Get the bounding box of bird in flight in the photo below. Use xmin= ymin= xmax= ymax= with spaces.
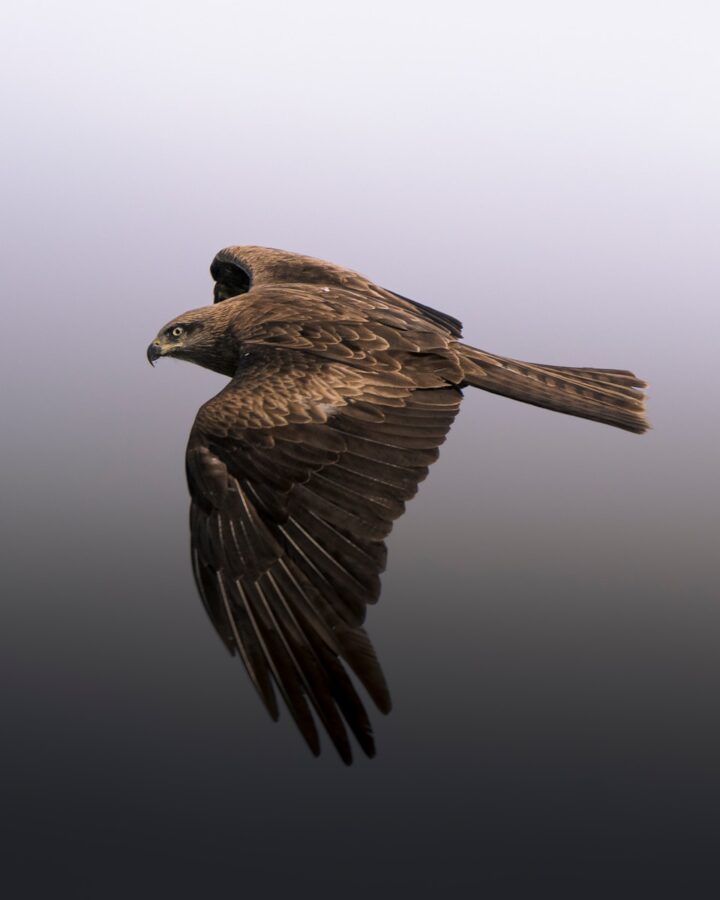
xmin=148 ymin=246 xmax=648 ymax=763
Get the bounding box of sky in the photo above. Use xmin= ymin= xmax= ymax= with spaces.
xmin=1 ymin=2 xmax=719 ymax=896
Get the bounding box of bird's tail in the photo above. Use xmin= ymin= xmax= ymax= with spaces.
xmin=458 ymin=344 xmax=649 ymax=433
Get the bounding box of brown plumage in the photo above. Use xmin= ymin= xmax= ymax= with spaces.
xmin=147 ymin=245 xmax=648 ymax=763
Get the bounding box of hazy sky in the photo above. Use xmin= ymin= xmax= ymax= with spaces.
xmin=2 ymin=2 xmax=719 ymax=896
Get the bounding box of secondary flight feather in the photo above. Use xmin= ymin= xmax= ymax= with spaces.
xmin=147 ymin=245 xmax=648 ymax=763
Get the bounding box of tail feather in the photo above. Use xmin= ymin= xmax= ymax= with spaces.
xmin=459 ymin=345 xmax=649 ymax=434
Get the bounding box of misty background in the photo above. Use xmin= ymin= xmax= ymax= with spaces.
xmin=1 ymin=1 xmax=719 ymax=896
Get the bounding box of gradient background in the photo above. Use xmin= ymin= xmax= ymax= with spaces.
xmin=2 ymin=1 xmax=719 ymax=896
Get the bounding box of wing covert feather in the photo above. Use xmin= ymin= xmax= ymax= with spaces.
xmin=186 ymin=347 xmax=461 ymax=762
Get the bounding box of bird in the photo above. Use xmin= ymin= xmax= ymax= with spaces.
xmin=147 ymin=245 xmax=648 ymax=764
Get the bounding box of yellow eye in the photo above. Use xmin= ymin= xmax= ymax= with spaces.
xmin=171 ymin=326 xmax=184 ymax=337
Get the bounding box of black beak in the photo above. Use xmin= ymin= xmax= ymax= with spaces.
xmin=147 ymin=341 xmax=163 ymax=366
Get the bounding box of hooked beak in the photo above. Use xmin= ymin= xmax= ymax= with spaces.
xmin=146 ymin=340 xmax=165 ymax=366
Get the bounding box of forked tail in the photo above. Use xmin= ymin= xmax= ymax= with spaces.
xmin=459 ymin=344 xmax=649 ymax=433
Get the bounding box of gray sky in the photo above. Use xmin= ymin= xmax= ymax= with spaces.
xmin=2 ymin=2 xmax=719 ymax=894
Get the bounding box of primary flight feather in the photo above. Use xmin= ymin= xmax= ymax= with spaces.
xmin=147 ymin=245 xmax=648 ymax=764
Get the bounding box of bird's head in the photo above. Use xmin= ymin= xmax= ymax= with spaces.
xmin=147 ymin=305 xmax=238 ymax=375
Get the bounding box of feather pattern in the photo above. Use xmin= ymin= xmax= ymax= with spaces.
xmin=148 ymin=245 xmax=649 ymax=763
xmin=186 ymin=344 xmax=461 ymax=762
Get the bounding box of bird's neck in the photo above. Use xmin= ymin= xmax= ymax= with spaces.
xmin=182 ymin=337 xmax=240 ymax=377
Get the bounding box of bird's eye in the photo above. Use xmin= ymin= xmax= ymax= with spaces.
xmin=171 ymin=326 xmax=184 ymax=337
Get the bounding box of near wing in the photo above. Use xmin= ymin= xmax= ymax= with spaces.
xmin=186 ymin=348 xmax=461 ymax=763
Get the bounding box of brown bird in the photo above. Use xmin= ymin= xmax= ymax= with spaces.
xmin=148 ymin=245 xmax=648 ymax=764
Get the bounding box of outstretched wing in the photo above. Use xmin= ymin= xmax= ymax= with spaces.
xmin=186 ymin=347 xmax=461 ymax=763
xmin=210 ymin=244 xmax=465 ymax=336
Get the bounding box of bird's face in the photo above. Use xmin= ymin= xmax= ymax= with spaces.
xmin=147 ymin=316 xmax=207 ymax=366
xmin=147 ymin=305 xmax=240 ymax=376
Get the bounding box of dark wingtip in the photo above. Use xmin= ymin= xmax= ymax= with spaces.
xmin=211 ymin=253 xmax=252 ymax=302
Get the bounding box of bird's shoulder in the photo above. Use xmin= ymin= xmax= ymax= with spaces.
xmin=224 ymin=281 xmax=438 ymax=331
xmin=219 ymin=283 xmax=466 ymax=386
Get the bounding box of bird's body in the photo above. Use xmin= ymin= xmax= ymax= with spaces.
xmin=148 ymin=246 xmax=648 ymax=763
